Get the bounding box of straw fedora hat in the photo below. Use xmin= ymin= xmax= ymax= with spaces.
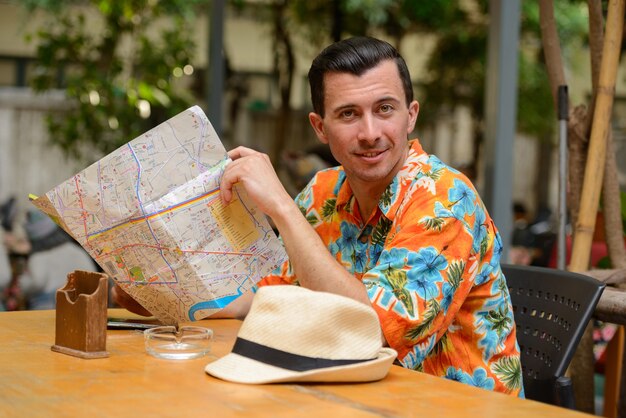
xmin=205 ymin=285 xmax=397 ymax=384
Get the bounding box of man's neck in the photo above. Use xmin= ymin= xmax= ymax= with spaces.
xmin=350 ymin=181 xmax=387 ymax=223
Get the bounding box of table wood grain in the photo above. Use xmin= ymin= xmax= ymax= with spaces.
xmin=0 ymin=309 xmax=594 ymax=417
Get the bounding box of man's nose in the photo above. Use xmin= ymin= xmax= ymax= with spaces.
xmin=356 ymin=113 xmax=381 ymax=142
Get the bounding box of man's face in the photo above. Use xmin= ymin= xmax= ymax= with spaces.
xmin=309 ymin=59 xmax=419 ymax=192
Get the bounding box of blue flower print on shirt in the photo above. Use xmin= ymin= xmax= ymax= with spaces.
xmin=441 ymin=281 xmax=454 ymax=313
xmin=331 ymin=221 xmax=361 ymax=272
xmin=428 ymin=155 xmax=449 ymax=174
xmin=466 ymin=368 xmax=495 ymax=390
xmin=445 ymin=367 xmax=495 ymax=390
xmin=378 ymin=247 xmax=409 ymax=271
xmin=368 ymin=243 xmax=383 ymax=270
xmin=445 ymin=367 xmax=467 ymax=383
xmin=476 ymin=306 xmax=511 ymax=358
xmin=354 ymin=240 xmax=368 ymax=273
xmin=406 ymin=247 xmax=447 ymax=299
xmin=336 ymin=221 xmax=359 ymax=255
xmin=471 ymin=206 xmax=487 ymax=253
xmin=475 ymin=263 xmax=494 ymax=286
xmin=434 ymin=201 xmax=454 ymax=218
xmin=479 ymin=327 xmax=501 ymax=361
xmin=449 ymin=179 xmax=477 ymax=219
xmin=490 ymin=234 xmax=504 ymax=267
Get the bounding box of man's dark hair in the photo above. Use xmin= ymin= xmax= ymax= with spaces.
xmin=307 ymin=36 xmax=413 ymax=117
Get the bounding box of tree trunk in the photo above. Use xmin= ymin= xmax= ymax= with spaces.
xmin=570 ymin=0 xmax=624 ymax=273
xmin=586 ymin=0 xmax=604 ymax=138
xmin=588 ymin=6 xmax=626 ymax=416
xmin=567 ymin=105 xmax=590 ymax=231
xmin=569 ymin=2 xmax=625 ymax=415
xmin=603 ymin=132 xmax=626 ymax=271
xmin=588 ymin=0 xmax=626 ymax=272
xmin=270 ymin=0 xmax=295 ymax=169
xmin=538 ymin=0 xmax=567 ymax=108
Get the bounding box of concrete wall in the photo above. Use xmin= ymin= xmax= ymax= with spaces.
xmin=0 ymin=89 xmax=92 ymax=231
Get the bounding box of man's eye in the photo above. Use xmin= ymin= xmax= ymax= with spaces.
xmin=380 ymin=104 xmax=394 ymax=113
xmin=341 ymin=110 xmax=355 ymax=118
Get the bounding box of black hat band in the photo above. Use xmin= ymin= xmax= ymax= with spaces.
xmin=232 ymin=337 xmax=377 ymax=372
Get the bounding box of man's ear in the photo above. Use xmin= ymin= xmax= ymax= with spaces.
xmin=308 ymin=112 xmax=328 ymax=144
xmin=407 ymin=100 xmax=419 ymax=134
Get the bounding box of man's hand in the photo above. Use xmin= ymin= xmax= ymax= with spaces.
xmin=220 ymin=147 xmax=294 ymax=219
xmin=110 ymin=284 xmax=153 ymax=317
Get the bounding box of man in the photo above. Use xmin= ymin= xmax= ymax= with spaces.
xmin=116 ymin=36 xmax=523 ymax=396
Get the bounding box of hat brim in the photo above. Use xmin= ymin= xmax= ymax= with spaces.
xmin=205 ymin=347 xmax=397 ymax=384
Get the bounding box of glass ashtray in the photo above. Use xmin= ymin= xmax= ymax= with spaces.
xmin=144 ymin=326 xmax=213 ymax=360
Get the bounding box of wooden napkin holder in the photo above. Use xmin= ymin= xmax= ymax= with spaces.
xmin=51 ymin=270 xmax=109 ymax=359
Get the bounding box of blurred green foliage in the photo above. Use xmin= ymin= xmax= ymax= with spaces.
xmin=284 ymin=0 xmax=587 ymax=140
xmin=25 ymin=0 xmax=589 ymax=162
xmin=24 ymin=0 xmax=207 ymax=161
xmin=418 ymin=1 xmax=587 ymax=139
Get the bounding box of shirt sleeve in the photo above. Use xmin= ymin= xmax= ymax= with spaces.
xmin=362 ymin=176 xmax=500 ymax=365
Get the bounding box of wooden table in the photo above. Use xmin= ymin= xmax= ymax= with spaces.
xmin=0 ymin=309 xmax=594 ymax=417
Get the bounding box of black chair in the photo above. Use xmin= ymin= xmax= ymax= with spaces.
xmin=502 ymin=264 xmax=605 ymax=408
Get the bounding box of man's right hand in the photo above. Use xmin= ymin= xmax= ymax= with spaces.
xmin=110 ymin=284 xmax=153 ymax=317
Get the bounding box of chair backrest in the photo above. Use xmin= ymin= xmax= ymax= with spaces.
xmin=502 ymin=264 xmax=605 ymax=402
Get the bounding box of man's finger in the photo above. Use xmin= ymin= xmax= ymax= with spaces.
xmin=219 ymin=167 xmax=237 ymax=204
xmin=227 ymin=146 xmax=257 ymax=160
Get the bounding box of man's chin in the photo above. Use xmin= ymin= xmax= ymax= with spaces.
xmin=345 ymin=168 xmax=395 ymax=185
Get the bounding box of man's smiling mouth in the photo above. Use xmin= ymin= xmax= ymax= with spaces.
xmin=358 ymin=151 xmax=385 ymax=158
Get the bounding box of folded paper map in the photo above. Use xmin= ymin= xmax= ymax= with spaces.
xmin=31 ymin=106 xmax=288 ymax=325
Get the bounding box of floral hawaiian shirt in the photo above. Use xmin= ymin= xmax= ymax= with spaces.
xmin=258 ymin=139 xmax=524 ymax=396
